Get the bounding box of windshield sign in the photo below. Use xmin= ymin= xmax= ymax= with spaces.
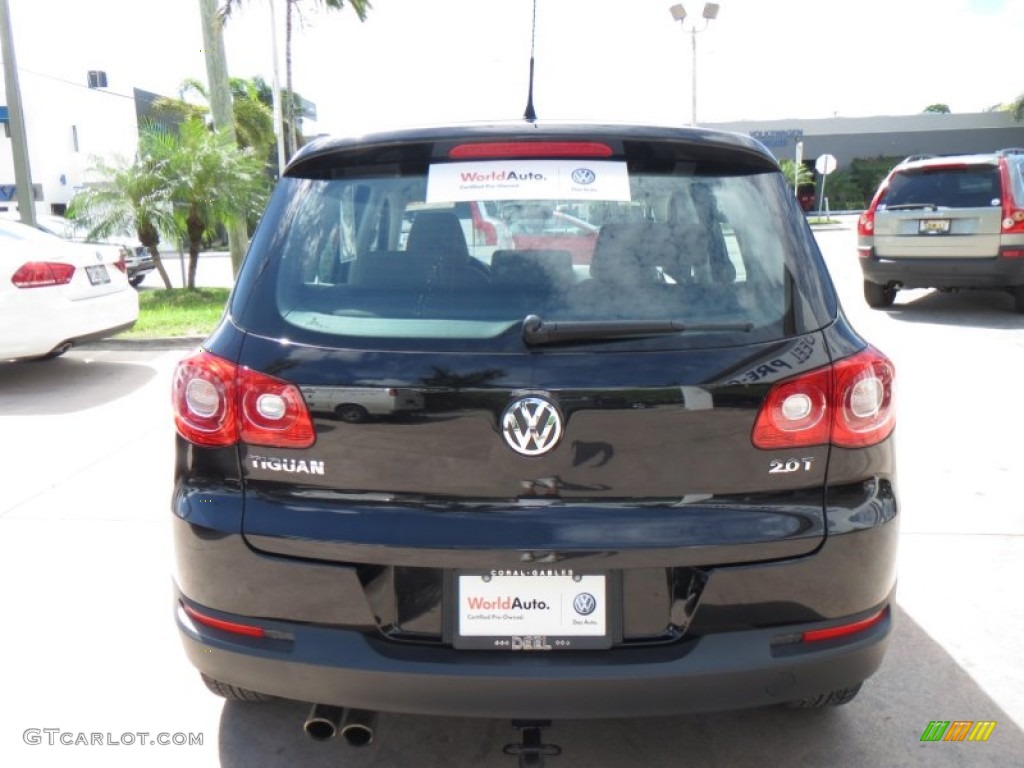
xmin=427 ymin=160 xmax=632 ymax=203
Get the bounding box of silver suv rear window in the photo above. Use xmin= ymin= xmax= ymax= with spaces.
xmin=881 ymin=165 xmax=1002 ymax=209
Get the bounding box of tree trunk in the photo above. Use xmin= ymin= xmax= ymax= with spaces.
xmin=187 ymin=244 xmax=201 ymax=289
xmin=150 ymin=246 xmax=173 ymax=289
xmin=187 ymin=212 xmax=204 ymax=290
xmin=199 ymin=0 xmax=247 ymax=274
xmin=137 ymin=222 xmax=172 ymax=289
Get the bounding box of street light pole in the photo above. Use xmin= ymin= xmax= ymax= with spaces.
xmin=0 ymin=0 xmax=36 ymax=226
xmin=690 ymin=24 xmax=697 ymax=127
xmin=669 ymin=3 xmax=720 ymax=127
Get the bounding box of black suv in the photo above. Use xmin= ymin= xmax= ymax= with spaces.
xmin=171 ymin=123 xmax=897 ymax=743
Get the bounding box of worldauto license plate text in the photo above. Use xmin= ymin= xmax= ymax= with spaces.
xmin=458 ymin=572 xmax=606 ymax=637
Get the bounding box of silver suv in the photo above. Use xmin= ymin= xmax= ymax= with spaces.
xmin=857 ymin=149 xmax=1024 ymax=312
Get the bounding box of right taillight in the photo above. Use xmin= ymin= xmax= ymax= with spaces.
xmin=999 ymin=159 xmax=1024 ymax=234
xmin=752 ymin=347 xmax=895 ymax=450
xmin=173 ymin=350 xmax=314 ymax=449
xmin=11 ymin=262 xmax=76 ymax=288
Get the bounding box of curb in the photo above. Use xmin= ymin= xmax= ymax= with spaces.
xmin=77 ymin=336 xmax=206 ymax=352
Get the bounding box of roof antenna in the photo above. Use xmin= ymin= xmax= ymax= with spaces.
xmin=523 ymin=0 xmax=538 ymax=121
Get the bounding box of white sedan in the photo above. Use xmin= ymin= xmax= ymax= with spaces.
xmin=0 ymin=218 xmax=139 ymax=361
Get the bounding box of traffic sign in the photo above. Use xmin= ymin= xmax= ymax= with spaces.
xmin=815 ymin=153 xmax=837 ymax=175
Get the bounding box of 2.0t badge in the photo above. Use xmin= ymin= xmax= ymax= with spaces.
xmin=501 ymin=397 xmax=563 ymax=457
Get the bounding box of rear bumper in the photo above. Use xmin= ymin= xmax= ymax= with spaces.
xmin=0 ymin=289 xmax=138 ymax=360
xmin=171 ymin=472 xmax=899 ymax=717
xmin=859 ymin=247 xmax=1024 ymax=289
xmin=175 ymin=588 xmax=892 ymax=718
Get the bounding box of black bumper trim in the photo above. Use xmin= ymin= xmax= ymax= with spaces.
xmin=176 ymin=587 xmax=892 ymax=719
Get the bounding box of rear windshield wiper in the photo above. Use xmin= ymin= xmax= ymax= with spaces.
xmin=521 ymin=314 xmax=753 ymax=346
xmin=882 ymin=203 xmax=939 ymax=211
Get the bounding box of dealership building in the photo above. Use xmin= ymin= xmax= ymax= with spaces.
xmin=2 ymin=69 xmax=1023 ymax=218
xmin=706 ymin=110 xmax=1024 ymax=169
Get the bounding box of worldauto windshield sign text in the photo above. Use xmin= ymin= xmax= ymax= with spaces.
xmin=427 ymin=160 xmax=631 ymax=203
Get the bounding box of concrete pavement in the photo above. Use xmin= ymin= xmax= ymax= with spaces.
xmin=3 ymin=220 xmax=1024 ymax=766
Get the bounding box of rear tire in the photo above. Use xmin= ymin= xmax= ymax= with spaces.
xmin=200 ymin=673 xmax=274 ymax=702
xmin=786 ymin=683 xmax=863 ymax=709
xmin=864 ymin=281 xmax=896 ymax=309
xmin=336 ymin=404 xmax=369 ymax=423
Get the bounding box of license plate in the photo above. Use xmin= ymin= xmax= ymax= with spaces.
xmin=86 ymin=265 xmax=110 ymax=285
xmin=919 ymin=219 xmax=950 ymax=235
xmin=454 ymin=571 xmax=610 ymax=650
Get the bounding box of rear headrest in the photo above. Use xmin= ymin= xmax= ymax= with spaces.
xmin=351 ymin=251 xmax=432 ymax=288
xmin=405 ymin=211 xmax=470 ymax=261
xmin=491 ymin=249 xmax=574 ymax=291
xmin=589 ymin=221 xmax=677 ymax=283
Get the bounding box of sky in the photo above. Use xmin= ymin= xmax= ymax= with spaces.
xmin=7 ymin=0 xmax=1024 ymax=136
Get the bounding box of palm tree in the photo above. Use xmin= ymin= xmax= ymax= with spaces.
xmin=145 ymin=118 xmax=269 ymax=288
xmin=778 ymin=158 xmax=813 ymax=191
xmin=151 ymin=76 xmax=276 ymax=163
xmin=66 ymin=152 xmax=177 ymax=289
xmin=220 ymin=0 xmax=371 ymax=160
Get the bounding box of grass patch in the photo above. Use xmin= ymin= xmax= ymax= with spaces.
xmin=806 ymin=216 xmax=841 ymax=225
xmin=119 ymin=288 xmax=230 ymax=338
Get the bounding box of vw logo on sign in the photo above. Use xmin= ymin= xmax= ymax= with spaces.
xmin=573 ymin=593 xmax=597 ymax=616
xmin=571 ymin=168 xmax=596 ymax=185
xmin=501 ymin=397 xmax=563 ymax=457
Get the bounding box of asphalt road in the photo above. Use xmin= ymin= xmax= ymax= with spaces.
xmin=1 ymin=218 xmax=1022 ymax=767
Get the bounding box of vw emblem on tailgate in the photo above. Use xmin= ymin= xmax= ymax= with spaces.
xmin=501 ymin=397 xmax=563 ymax=456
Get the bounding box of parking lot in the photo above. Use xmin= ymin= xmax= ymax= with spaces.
xmin=1 ymin=218 xmax=1022 ymax=767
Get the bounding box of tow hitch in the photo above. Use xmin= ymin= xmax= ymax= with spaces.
xmin=503 ymin=720 xmax=561 ymax=767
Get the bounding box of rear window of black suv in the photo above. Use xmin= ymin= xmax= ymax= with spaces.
xmin=232 ymin=128 xmax=835 ymax=351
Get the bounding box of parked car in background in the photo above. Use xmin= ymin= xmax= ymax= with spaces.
xmin=171 ymin=121 xmax=897 ymax=746
xmin=797 ymin=183 xmax=817 ymax=212
xmin=0 ymin=219 xmax=138 ymax=361
xmin=858 ymin=148 xmax=1024 ymax=311
xmin=4 ymin=213 xmax=156 ymax=287
xmin=399 ymin=201 xmax=512 ymax=262
xmin=45 ymin=215 xmax=155 ymax=287
xmin=506 ymin=207 xmax=600 ymax=264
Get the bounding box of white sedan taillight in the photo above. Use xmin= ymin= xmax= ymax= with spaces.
xmin=11 ymin=262 xmax=76 ymax=288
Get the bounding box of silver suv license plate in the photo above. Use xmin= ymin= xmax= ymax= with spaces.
xmin=919 ymin=219 xmax=950 ymax=234
xmin=454 ymin=571 xmax=610 ymax=650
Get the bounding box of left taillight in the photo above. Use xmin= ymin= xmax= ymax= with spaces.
xmin=11 ymin=262 xmax=76 ymax=288
xmin=114 ymin=247 xmax=130 ymax=274
xmin=752 ymin=346 xmax=895 ymax=450
xmin=172 ymin=350 xmax=315 ymax=448
xmin=857 ymin=173 xmax=893 ymax=244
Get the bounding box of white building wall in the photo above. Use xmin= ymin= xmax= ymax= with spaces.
xmin=0 ymin=69 xmax=139 ymax=214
